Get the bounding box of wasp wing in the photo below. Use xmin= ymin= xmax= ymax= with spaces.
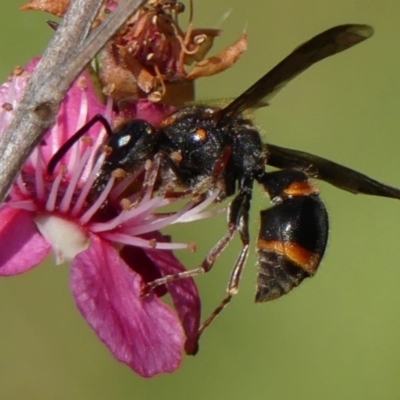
xmin=266 ymin=144 xmax=400 ymax=199
xmin=221 ymin=24 xmax=373 ymax=119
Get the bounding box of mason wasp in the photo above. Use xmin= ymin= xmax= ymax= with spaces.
xmin=48 ymin=24 xmax=400 ymax=350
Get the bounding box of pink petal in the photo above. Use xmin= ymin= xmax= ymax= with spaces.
xmin=71 ymin=234 xmax=185 ymax=377
xmin=120 ymin=245 xmax=168 ymax=298
xmin=0 ymin=206 xmax=50 ymax=276
xmin=41 ymin=72 xmax=108 ymax=165
xmin=121 ymin=99 xmax=176 ymax=127
xmin=145 ymin=233 xmax=201 ymax=355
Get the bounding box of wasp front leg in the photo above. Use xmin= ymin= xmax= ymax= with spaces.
xmin=256 ymin=169 xmax=329 ymax=302
xmin=143 ymin=175 xmax=253 ymax=292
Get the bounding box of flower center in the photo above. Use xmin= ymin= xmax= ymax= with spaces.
xmin=35 ymin=213 xmax=90 ymax=263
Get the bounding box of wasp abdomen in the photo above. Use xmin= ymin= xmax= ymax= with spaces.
xmin=256 ymin=186 xmax=328 ymax=302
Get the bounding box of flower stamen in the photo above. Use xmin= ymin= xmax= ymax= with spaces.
xmin=46 ymin=170 xmax=64 ymax=212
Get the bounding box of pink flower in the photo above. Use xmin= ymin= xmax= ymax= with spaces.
xmin=0 ymin=61 xmax=215 ymax=376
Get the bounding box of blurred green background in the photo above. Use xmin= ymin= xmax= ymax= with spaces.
xmin=1 ymin=1 xmax=400 ymax=399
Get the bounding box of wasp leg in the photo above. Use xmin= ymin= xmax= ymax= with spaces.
xmin=143 ymin=146 xmax=237 ymax=293
xmin=126 ymin=152 xmax=166 ymax=207
xmin=266 ymin=143 xmax=400 ymax=199
xmin=197 ymin=177 xmax=252 ymax=338
xmin=143 ymin=177 xmax=253 ymax=338
xmin=255 ymin=169 xmax=328 ymax=301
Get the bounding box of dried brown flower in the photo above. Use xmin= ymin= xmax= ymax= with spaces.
xmin=20 ymin=0 xmax=70 ymax=17
xmin=20 ymin=0 xmax=248 ymax=105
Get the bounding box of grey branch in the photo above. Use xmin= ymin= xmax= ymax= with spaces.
xmin=0 ymin=0 xmax=146 ymax=203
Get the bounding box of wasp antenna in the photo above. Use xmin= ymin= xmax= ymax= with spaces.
xmin=47 ymin=114 xmax=112 ymax=175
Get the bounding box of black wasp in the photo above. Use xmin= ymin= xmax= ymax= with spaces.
xmin=48 ymin=24 xmax=400 ymax=346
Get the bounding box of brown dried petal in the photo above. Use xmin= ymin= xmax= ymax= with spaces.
xmin=183 ymin=29 xmax=222 ymax=65
xmin=20 ymin=0 xmax=71 ymax=17
xmin=187 ymin=33 xmax=248 ymax=80
xmin=121 ymin=48 xmax=158 ymax=94
xmin=98 ymin=45 xmax=141 ymax=102
xmin=162 ymin=80 xmax=195 ymax=106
